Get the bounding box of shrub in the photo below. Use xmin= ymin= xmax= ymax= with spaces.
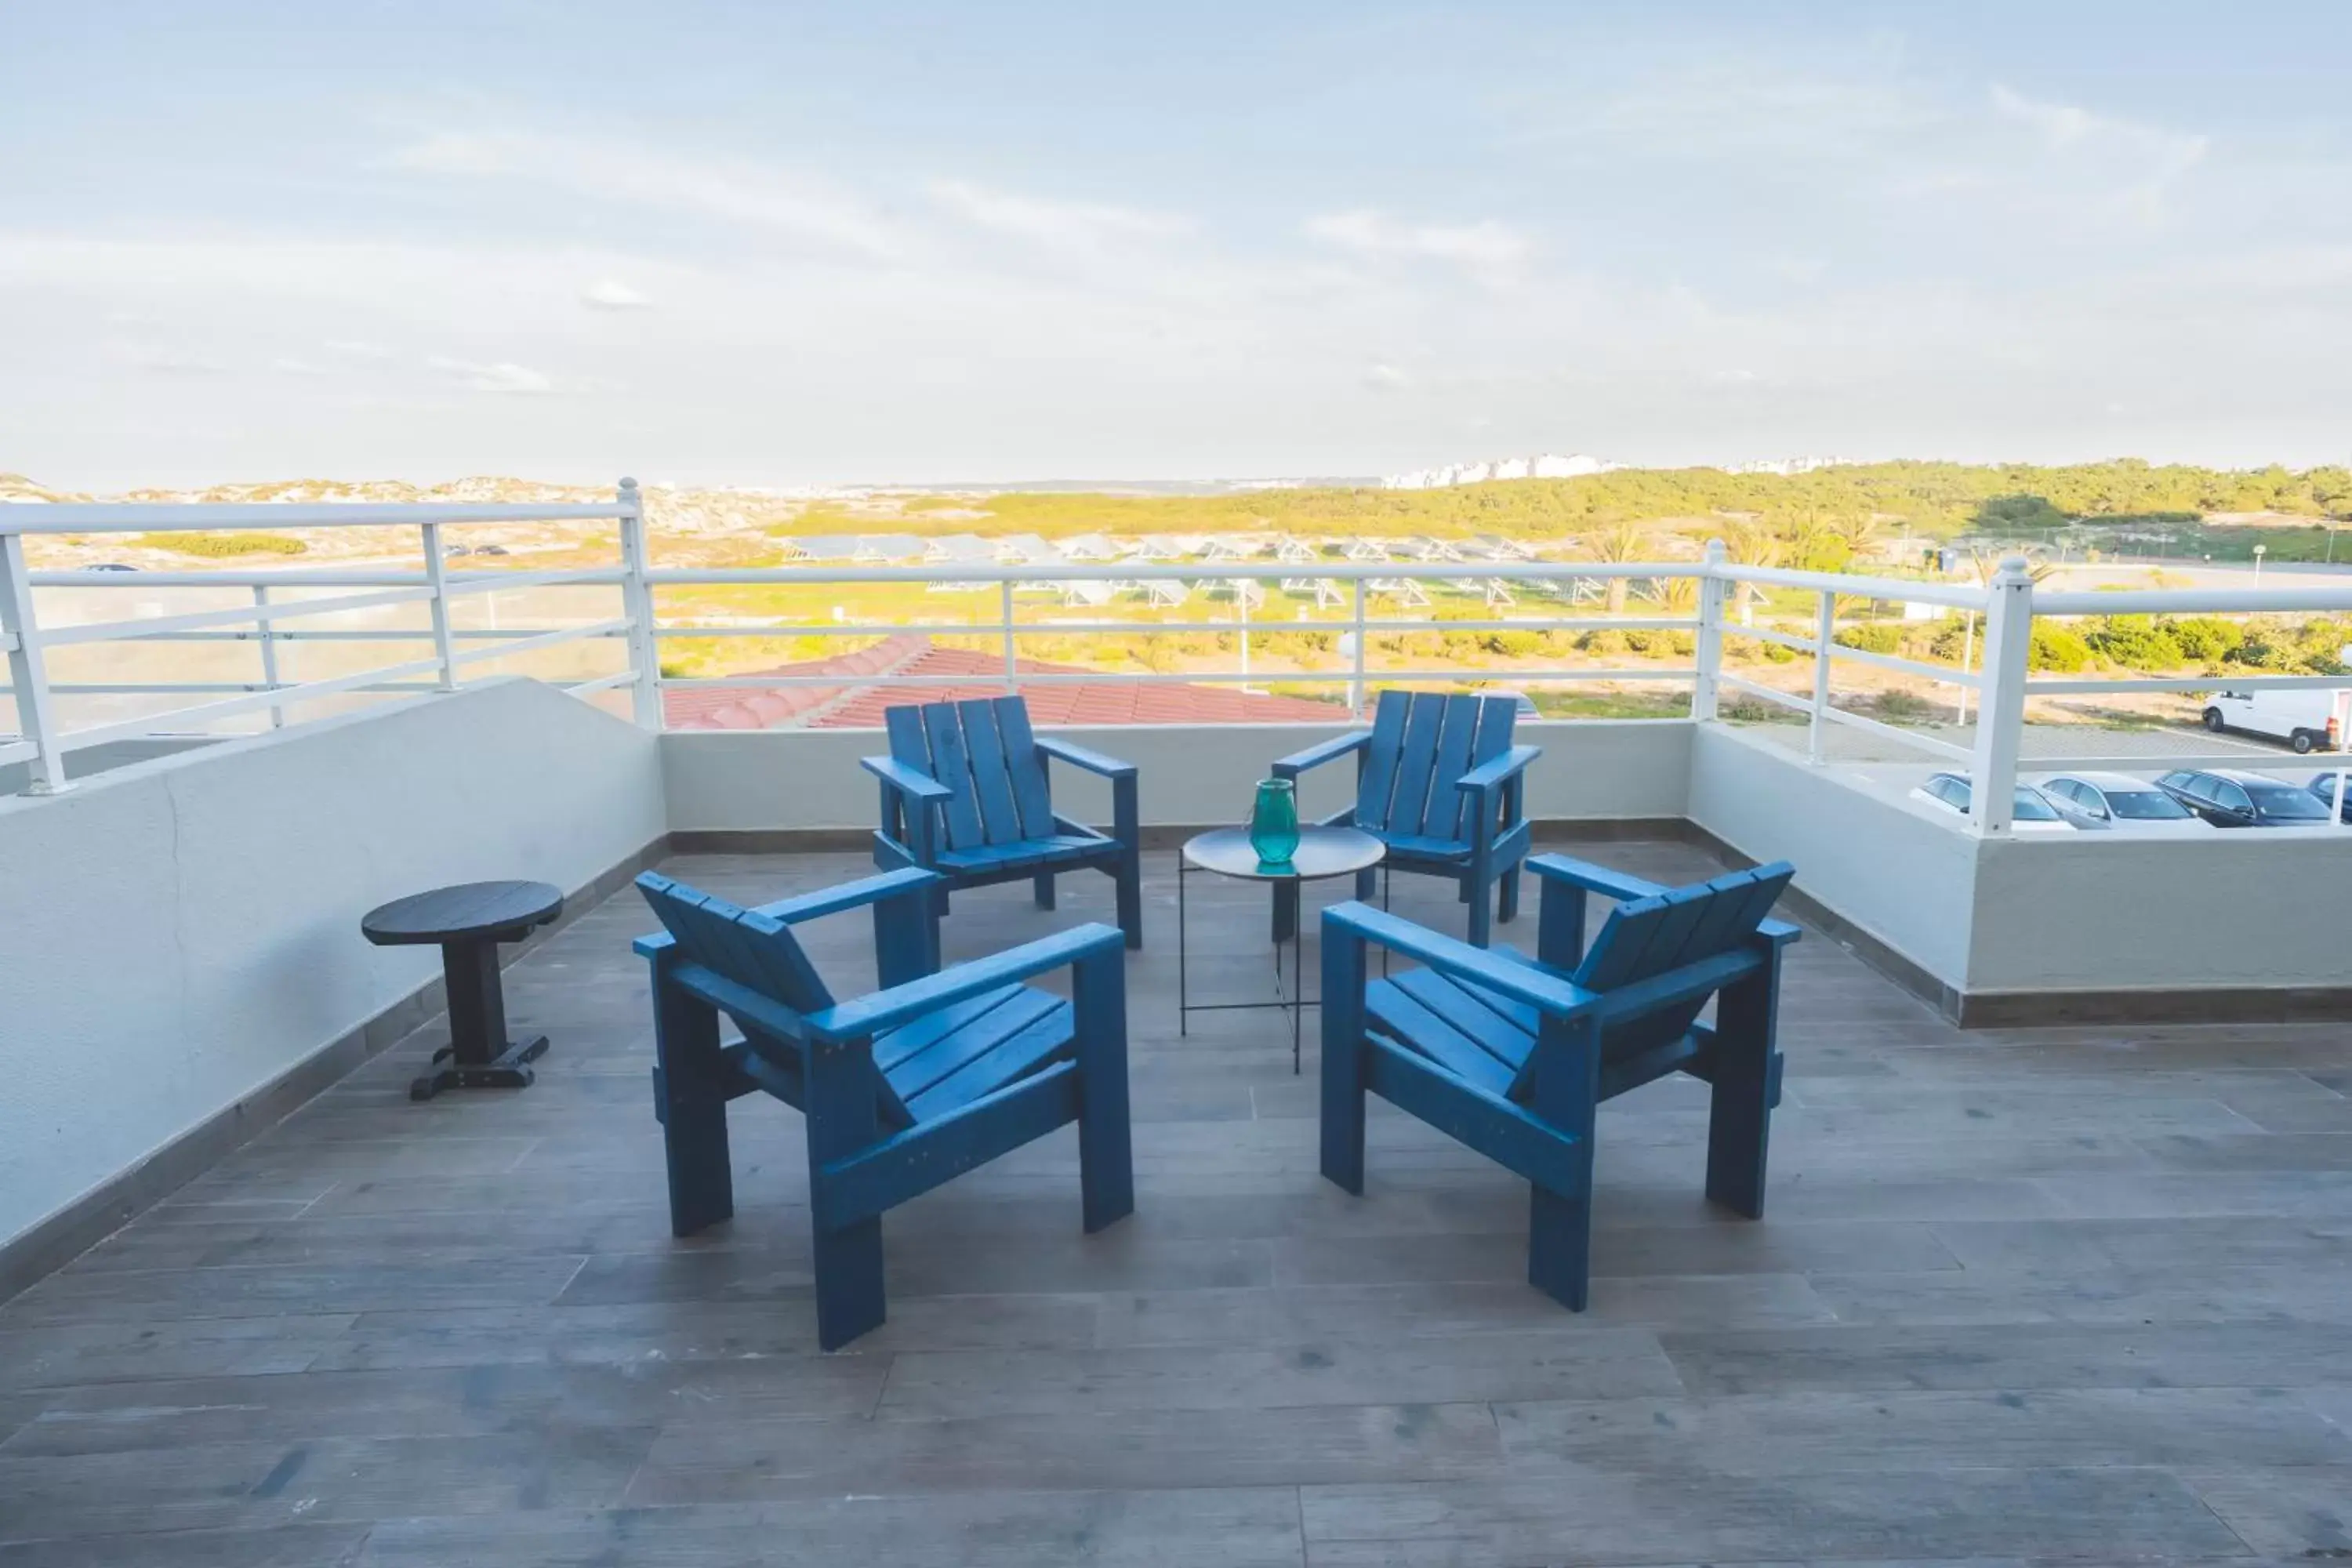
xmin=1759 ymin=641 xmax=1799 ymax=664
xmin=1580 ymin=629 xmax=1630 ymax=657
xmin=2169 ymin=615 xmax=2243 ymax=663
xmin=2027 ymin=623 xmax=2092 ymax=672
xmin=139 ymin=532 xmax=307 ymax=557
xmin=1875 ymin=688 xmax=1937 ymax=720
xmin=2083 ymin=613 xmax=2184 ymax=671
xmin=1835 ymin=623 xmax=1905 ymax=655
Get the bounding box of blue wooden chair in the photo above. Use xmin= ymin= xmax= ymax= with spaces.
xmin=864 ymin=696 xmax=1143 ymax=949
xmin=1319 ymin=852 xmax=1798 ymax=1312
xmin=1271 ymin=690 xmax=1538 ymax=947
xmin=633 ymin=865 xmax=1134 ymax=1349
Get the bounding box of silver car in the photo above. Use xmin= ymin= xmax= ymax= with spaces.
xmin=2034 ymin=771 xmax=2214 ymax=833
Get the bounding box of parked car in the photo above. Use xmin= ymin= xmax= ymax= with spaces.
xmin=2154 ymin=767 xmax=2337 ymax=828
xmin=2305 ymin=770 xmax=2352 ymax=822
xmin=474 ymin=543 xmax=510 ymax=557
xmin=88 ymin=562 xmax=138 ymax=572
xmin=1907 ymin=772 xmax=2075 ymax=832
xmin=2201 ymin=688 xmax=2346 ymax=753
xmin=2034 ymin=771 xmax=2213 ymax=833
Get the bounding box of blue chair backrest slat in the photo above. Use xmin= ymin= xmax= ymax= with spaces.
xmin=956 ymin=699 xmax=1027 ymax=846
xmin=1384 ymin=695 xmax=1447 ymax=837
xmin=1671 ymin=863 xmax=1796 ymax=971
xmin=638 ymin=873 xmax=835 ymax=1015
xmin=989 ymin=696 xmax=1059 ymax=839
xmin=919 ymin=702 xmax=989 ymax=850
xmin=1420 ymin=694 xmax=1483 ymax=839
xmin=1353 ymin=690 xmax=1410 ymax=832
xmin=884 ymin=705 xmax=931 ymax=775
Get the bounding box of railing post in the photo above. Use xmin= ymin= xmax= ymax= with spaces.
xmin=1693 ymin=540 xmax=1726 ymax=723
xmin=1000 ymin=580 xmax=1018 ymax=692
xmin=1968 ymin=556 xmax=2035 ymax=834
xmin=1806 ymin=589 xmax=1835 ymax=763
xmin=420 ymin=521 xmax=458 ymax=692
xmin=252 ymin=584 xmax=285 ymax=728
xmin=1350 ymin=577 xmax=1367 ymax=719
xmin=1 ymin=531 xmax=68 ymax=794
xmin=615 ymin=477 xmax=663 ymax=729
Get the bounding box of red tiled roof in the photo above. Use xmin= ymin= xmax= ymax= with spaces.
xmin=663 ymin=634 xmax=1346 ymax=730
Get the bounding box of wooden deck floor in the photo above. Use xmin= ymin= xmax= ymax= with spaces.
xmin=5 ymin=842 xmax=2350 ymax=1565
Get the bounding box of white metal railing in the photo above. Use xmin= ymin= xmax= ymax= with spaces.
xmin=8 ymin=482 xmax=2350 ymax=833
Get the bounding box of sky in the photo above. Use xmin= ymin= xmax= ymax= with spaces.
xmin=4 ymin=1 xmax=2350 ymax=490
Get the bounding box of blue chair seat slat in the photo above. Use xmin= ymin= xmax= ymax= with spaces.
xmin=883 ymin=984 xmax=1066 ymax=1102
xmin=1363 ymin=978 xmax=1521 ymax=1098
xmin=1379 ymin=831 xmax=1474 ymax=862
xmin=991 ymin=695 xmax=1061 ymax=840
xmin=1381 ymin=967 xmax=1534 ymax=1077
xmin=1421 ymin=695 xmax=1481 ymax=839
xmin=871 ymin=983 xmax=1029 ymax=1073
xmin=956 ymin=698 xmax=1028 ymax=847
xmin=936 ymin=833 xmax=1109 ymax=873
xmin=902 ymin=999 xmax=1076 ymax=1121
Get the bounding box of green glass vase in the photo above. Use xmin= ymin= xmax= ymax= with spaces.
xmin=1249 ymin=778 xmax=1301 ymax=866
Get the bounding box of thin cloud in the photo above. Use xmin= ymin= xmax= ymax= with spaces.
xmin=324 ymin=339 xmax=397 ymax=360
xmin=581 ymin=278 xmax=652 ymax=310
xmin=1362 ymin=362 xmax=1411 ymax=391
xmin=927 ymin=179 xmax=1189 ymax=253
xmin=391 ymin=130 xmax=898 ymax=258
xmin=1304 ymin=211 xmax=1531 ymax=284
xmin=427 ymin=356 xmax=554 ymax=394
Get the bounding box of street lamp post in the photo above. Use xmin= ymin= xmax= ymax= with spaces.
xmin=2254 ymin=543 xmax=2268 ymax=588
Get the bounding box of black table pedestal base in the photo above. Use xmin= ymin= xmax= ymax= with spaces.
xmin=411 ymin=1036 xmax=550 ymax=1102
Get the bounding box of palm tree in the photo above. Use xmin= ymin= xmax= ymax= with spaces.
xmin=1721 ymin=521 xmax=1782 ymax=621
xmin=1584 ymin=520 xmax=1653 ymax=614
xmin=1828 ymin=513 xmax=1882 ymax=563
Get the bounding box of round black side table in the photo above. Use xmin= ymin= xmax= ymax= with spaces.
xmin=362 ymin=880 xmax=562 ymax=1102
xmin=1178 ymin=826 xmax=1386 ymax=1073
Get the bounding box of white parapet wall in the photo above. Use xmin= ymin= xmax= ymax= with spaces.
xmin=0 ymin=678 xmax=666 ymax=1265
xmin=660 ymin=718 xmax=1695 ymax=834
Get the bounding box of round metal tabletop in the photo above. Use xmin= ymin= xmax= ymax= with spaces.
xmin=1181 ymin=826 xmax=1385 ymax=883
xmin=361 ymin=880 xmax=564 ymax=946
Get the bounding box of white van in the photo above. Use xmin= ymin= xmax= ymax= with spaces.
xmin=2202 ymin=688 xmax=2348 ymax=754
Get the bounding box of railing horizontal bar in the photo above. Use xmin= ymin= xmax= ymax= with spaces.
xmin=53 ymin=656 xmax=447 ymax=752
xmin=1719 ymin=564 xmax=1987 ymax=608
xmin=107 ymin=626 xmax=625 ymax=644
xmin=34 ymin=586 xmax=438 ymax=646
xmin=648 ymin=562 xmax=1702 ymax=586
xmin=34 ymin=570 xmax=441 ymax=588
xmin=651 ymin=615 xmax=1699 ymax=639
xmin=3 ymin=503 xmax=626 ymax=534
xmin=448 ymin=619 xmax=632 ymax=667
xmin=564 ymin=669 xmax=642 ymax=695
xmin=0 ymin=739 xmax=37 ymax=766
xmin=2025 ymin=673 xmax=2352 ymax=694
xmin=1728 ymin=625 xmax=1819 ymax=655
xmin=663 ymin=666 xmax=1698 ymax=690
xmin=1718 ymin=673 xmax=1813 ymax=713
xmin=2016 ymin=750 xmax=2331 ymax=771
xmin=1817 ymin=703 xmax=1973 ymax=760
xmin=2035 ymin=588 xmax=2352 ymax=615
xmin=1823 ymin=642 xmax=1980 ymax=688
xmin=442 ymin=567 xmax=626 ymax=593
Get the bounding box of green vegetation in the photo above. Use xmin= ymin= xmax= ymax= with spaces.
xmin=137 ymin=531 xmax=309 ymax=557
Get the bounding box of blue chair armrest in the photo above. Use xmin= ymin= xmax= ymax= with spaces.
xmin=803 ymin=921 xmax=1126 ymax=1041
xmin=1323 ymin=901 xmax=1595 ymax=1019
xmin=1272 ymin=731 xmax=1369 ymax=778
xmin=1526 ymin=853 xmax=1664 ymax=903
xmin=1759 ymin=916 xmax=1803 ymax=948
xmin=860 ymin=754 xmax=953 ymax=802
xmin=1457 ymin=744 xmax=1541 ymax=794
xmin=754 ymin=866 xmax=942 ymax=924
xmin=1036 ymin=736 xmax=1137 ymax=779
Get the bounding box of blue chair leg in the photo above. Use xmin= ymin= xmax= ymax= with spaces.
xmin=1526 ymin=1180 xmax=1592 ymax=1312
xmin=1704 ymin=960 xmax=1780 ymax=1218
xmin=805 ymin=1040 xmax=887 ymax=1351
xmin=1033 ymin=870 xmax=1057 ymax=910
xmin=1466 ymin=876 xmax=1494 ymax=948
xmin=1319 ymin=931 xmax=1369 ymax=1193
xmin=650 ymin=972 xmax=734 ymax=1238
xmin=1115 ymin=848 xmax=1143 ymax=950
xmin=1498 ymin=866 xmax=1521 ymax=925
xmin=1354 ymin=866 xmax=1378 ymax=902
xmin=1073 ymin=946 xmax=1135 ymax=1231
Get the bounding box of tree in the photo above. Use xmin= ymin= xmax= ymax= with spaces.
xmin=1584 ymin=521 xmax=1653 ymax=614
xmin=1721 ymin=521 xmax=1782 ymax=619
